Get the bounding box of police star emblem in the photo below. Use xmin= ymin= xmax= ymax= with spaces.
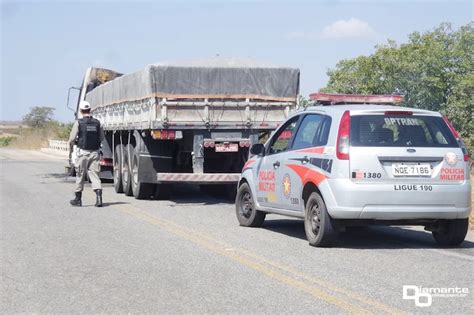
xmin=282 ymin=174 xmax=291 ymax=199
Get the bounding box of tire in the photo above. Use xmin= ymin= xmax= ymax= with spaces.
xmin=122 ymin=144 xmax=133 ymax=196
xmin=235 ymin=183 xmax=266 ymax=227
xmin=154 ymin=184 xmax=172 ymax=200
xmin=304 ymin=192 xmax=338 ymax=247
xmin=113 ymin=144 xmax=124 ymax=193
xmin=432 ymin=218 xmax=468 ymax=247
xmin=131 ymin=147 xmax=154 ymax=199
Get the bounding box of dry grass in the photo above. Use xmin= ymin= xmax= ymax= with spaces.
xmin=0 ymin=122 xmax=72 ymax=150
xmin=7 ymin=128 xmax=55 ymax=150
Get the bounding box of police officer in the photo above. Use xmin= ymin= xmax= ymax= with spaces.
xmin=68 ymin=101 xmax=104 ymax=207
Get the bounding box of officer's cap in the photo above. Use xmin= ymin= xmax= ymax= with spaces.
xmin=79 ymin=101 xmax=91 ymax=111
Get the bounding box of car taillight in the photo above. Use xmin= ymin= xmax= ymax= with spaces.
xmin=99 ymin=158 xmax=113 ymax=166
xmin=336 ymin=110 xmax=350 ymax=160
xmin=442 ymin=115 xmax=469 ymax=162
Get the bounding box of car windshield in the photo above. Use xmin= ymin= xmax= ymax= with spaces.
xmin=350 ymin=115 xmax=458 ymax=147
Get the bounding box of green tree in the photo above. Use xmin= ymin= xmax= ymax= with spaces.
xmin=23 ymin=106 xmax=55 ymax=128
xmin=322 ymin=22 xmax=473 ymax=151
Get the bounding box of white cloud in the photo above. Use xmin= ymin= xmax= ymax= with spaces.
xmin=320 ymin=18 xmax=376 ymax=39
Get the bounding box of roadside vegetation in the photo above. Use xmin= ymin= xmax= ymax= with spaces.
xmin=0 ymin=106 xmax=72 ymax=149
xmin=321 ymin=22 xmax=473 ymax=155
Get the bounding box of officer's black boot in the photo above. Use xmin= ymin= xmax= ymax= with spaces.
xmin=70 ymin=192 xmax=82 ymax=206
xmin=95 ymin=189 xmax=103 ymax=207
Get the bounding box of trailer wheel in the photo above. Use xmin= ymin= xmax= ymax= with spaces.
xmin=131 ymin=146 xmax=154 ymax=199
xmin=113 ymin=144 xmax=124 ymax=193
xmin=122 ymin=144 xmax=133 ymax=196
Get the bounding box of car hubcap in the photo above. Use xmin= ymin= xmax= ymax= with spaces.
xmin=310 ymin=203 xmax=321 ymax=236
xmin=241 ymin=191 xmax=253 ymax=219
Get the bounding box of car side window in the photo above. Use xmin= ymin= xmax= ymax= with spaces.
xmin=313 ymin=116 xmax=332 ymax=146
xmin=292 ymin=114 xmax=331 ymax=150
xmin=268 ymin=116 xmax=299 ymax=155
xmin=292 ymin=114 xmax=323 ymax=150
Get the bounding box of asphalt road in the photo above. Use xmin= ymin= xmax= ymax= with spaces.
xmin=1 ymin=148 xmax=473 ymax=314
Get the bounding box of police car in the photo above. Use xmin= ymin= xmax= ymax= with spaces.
xmin=236 ymin=93 xmax=471 ymax=247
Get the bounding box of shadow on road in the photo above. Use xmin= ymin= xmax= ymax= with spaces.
xmin=101 ymin=201 xmax=129 ymax=207
xmin=262 ymin=219 xmax=474 ymax=249
xmin=166 ymin=184 xmax=234 ymax=205
xmin=79 ymin=202 xmax=129 ymax=208
xmin=42 ymin=173 xmax=69 ymax=179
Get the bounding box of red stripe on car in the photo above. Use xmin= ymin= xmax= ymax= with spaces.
xmin=242 ymin=159 xmax=255 ymax=171
xmin=295 ymin=146 xmax=325 ymax=154
xmin=286 ymin=164 xmax=327 ymax=186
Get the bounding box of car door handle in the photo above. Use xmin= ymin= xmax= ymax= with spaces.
xmin=273 ymin=161 xmax=280 ymax=169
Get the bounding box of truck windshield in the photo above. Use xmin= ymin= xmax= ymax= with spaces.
xmin=350 ymin=115 xmax=458 ymax=147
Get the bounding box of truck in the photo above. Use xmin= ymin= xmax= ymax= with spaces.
xmin=71 ymin=61 xmax=300 ymax=199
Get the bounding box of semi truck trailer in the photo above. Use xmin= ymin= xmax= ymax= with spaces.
xmin=72 ymin=61 xmax=300 ymax=199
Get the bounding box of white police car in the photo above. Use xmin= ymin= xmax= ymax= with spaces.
xmin=236 ymin=93 xmax=471 ymax=247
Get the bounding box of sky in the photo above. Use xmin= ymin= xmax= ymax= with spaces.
xmin=1 ymin=0 xmax=472 ymax=122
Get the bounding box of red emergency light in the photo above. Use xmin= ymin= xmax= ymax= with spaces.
xmin=309 ymin=92 xmax=404 ymax=105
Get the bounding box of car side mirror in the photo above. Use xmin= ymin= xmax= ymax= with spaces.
xmin=250 ymin=143 xmax=265 ymax=156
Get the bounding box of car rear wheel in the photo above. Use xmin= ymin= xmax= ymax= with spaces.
xmin=113 ymin=144 xmax=124 ymax=193
xmin=432 ymin=218 xmax=468 ymax=247
xmin=304 ymin=192 xmax=338 ymax=247
xmin=236 ymin=183 xmax=266 ymax=227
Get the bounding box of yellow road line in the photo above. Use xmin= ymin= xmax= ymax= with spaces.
xmin=116 ymin=205 xmax=404 ymax=315
xmin=118 ymin=205 xmax=369 ymax=314
xmin=109 ymin=203 xmax=410 ymax=314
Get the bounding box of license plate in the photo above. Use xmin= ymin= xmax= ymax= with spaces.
xmin=392 ymin=163 xmax=431 ymax=177
xmin=215 ymin=143 xmax=238 ymax=152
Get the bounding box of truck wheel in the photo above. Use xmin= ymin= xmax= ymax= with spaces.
xmin=432 ymin=218 xmax=468 ymax=247
xmin=304 ymin=192 xmax=338 ymax=247
xmin=154 ymin=184 xmax=172 ymax=200
xmin=113 ymin=144 xmax=124 ymax=193
xmin=131 ymin=147 xmax=153 ymax=199
xmin=122 ymin=144 xmax=133 ymax=196
xmin=235 ymin=183 xmax=266 ymax=227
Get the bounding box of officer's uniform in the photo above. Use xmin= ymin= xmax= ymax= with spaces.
xmin=68 ymin=111 xmax=104 ymax=207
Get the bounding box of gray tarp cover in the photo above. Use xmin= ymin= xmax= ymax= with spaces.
xmin=86 ymin=64 xmax=300 ymax=108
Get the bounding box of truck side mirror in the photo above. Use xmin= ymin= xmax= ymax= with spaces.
xmin=250 ymin=143 xmax=265 ymax=156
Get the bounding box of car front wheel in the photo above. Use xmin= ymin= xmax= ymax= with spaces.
xmin=235 ymin=183 xmax=266 ymax=227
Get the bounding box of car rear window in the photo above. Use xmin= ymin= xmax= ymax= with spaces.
xmin=350 ymin=115 xmax=458 ymax=147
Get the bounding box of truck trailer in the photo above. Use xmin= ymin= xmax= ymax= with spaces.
xmin=73 ymin=61 xmax=300 ymax=199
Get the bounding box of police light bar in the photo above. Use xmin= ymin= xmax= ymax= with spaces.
xmin=309 ymin=92 xmax=404 ymax=105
